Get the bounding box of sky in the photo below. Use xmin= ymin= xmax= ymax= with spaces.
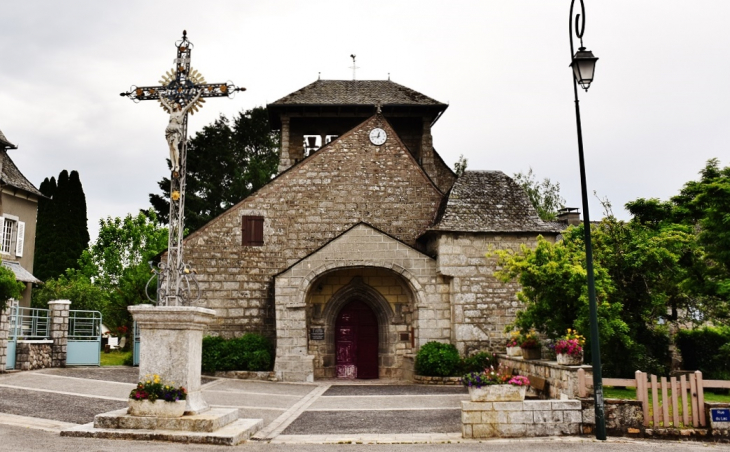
xmin=1 ymin=1 xmax=729 ymax=240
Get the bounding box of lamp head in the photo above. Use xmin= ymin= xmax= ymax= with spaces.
xmin=570 ymin=47 xmax=598 ymax=91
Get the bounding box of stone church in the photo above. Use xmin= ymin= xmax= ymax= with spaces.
xmin=184 ymin=79 xmax=563 ymax=382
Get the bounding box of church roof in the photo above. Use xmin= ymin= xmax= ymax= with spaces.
xmin=0 ymin=150 xmax=42 ymax=197
xmin=0 ymin=128 xmax=17 ymax=150
xmin=429 ymin=170 xmax=564 ymax=234
xmin=270 ymin=79 xmax=447 ymax=108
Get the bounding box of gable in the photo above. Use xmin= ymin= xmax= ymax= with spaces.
xmin=188 ymin=114 xmax=444 ymax=250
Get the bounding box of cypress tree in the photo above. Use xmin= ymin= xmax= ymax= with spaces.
xmin=33 ymin=177 xmax=57 ymax=282
xmin=32 ymin=170 xmax=89 ymax=282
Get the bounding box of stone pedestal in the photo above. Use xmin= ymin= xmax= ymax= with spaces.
xmin=128 ymin=305 xmax=214 ymax=415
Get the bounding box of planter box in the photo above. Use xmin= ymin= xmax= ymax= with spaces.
xmin=521 ymin=347 xmax=541 ymax=360
xmin=128 ymin=399 xmax=186 ymax=418
xmin=506 ymin=346 xmax=523 ymax=358
xmin=557 ymin=352 xmax=583 ymax=366
xmin=468 ymin=384 xmax=527 ymax=402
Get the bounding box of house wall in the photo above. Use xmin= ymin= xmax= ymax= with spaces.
xmin=1 ymin=190 xmax=39 ymax=307
xmin=183 ymin=115 xmax=444 ymax=340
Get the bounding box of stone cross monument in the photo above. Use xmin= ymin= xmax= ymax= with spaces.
xmin=121 ymin=31 xmax=244 ymax=415
xmin=121 ymin=30 xmax=245 ymax=307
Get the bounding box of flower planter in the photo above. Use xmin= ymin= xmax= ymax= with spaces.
xmin=128 ymin=399 xmax=186 ymax=417
xmin=521 ymin=347 xmax=541 ymax=360
xmin=506 ymin=346 xmax=523 ymax=358
xmin=468 ymin=384 xmax=527 ymax=402
xmin=556 ymin=352 xmax=583 ymax=366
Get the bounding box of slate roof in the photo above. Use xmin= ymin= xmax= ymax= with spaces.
xmin=270 ymin=80 xmax=447 ymax=108
xmin=2 ymin=261 xmax=41 ymax=284
xmin=429 ymin=170 xmax=565 ymax=233
xmin=0 ymin=150 xmax=42 ymax=197
xmin=0 ymin=128 xmax=16 ymax=150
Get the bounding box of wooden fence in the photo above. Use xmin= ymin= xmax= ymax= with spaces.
xmin=578 ymin=369 xmax=730 ymax=428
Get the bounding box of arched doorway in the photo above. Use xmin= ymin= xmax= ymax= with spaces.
xmin=335 ymin=300 xmax=379 ymax=379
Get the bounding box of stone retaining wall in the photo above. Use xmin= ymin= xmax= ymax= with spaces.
xmin=16 ymin=340 xmax=52 ymax=370
xmin=461 ymin=399 xmax=584 ymax=438
xmin=207 ymin=371 xmax=278 ymax=381
xmin=413 ymin=375 xmax=462 ymax=385
xmin=499 ymin=355 xmax=591 ymax=399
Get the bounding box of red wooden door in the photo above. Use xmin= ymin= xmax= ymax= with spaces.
xmin=335 ymin=300 xmax=379 ymax=379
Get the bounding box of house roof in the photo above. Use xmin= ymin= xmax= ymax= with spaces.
xmin=269 ymin=79 xmax=448 ymax=108
xmin=0 ymin=128 xmax=17 ymax=150
xmin=2 ymin=260 xmax=41 ymax=284
xmin=429 ymin=170 xmax=565 ymax=234
xmin=0 ymin=150 xmax=42 ymax=197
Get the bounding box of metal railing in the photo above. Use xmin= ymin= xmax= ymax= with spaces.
xmin=68 ymin=310 xmax=102 ymax=341
xmin=11 ymin=307 xmax=50 ymax=340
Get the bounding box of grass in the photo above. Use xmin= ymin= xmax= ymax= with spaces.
xmin=604 ymin=386 xmax=730 ymax=403
xmin=100 ymin=349 xmax=132 ymax=366
xmin=603 ymin=385 xmax=730 ymax=428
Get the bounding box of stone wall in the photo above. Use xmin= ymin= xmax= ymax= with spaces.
xmin=434 ymin=232 xmax=556 ymax=355
xmin=462 ymin=400 xmax=584 ymax=438
xmin=15 ymin=340 xmax=52 ymax=370
xmin=184 ymin=115 xmax=444 ymax=340
xmin=499 ymin=355 xmax=592 ymax=399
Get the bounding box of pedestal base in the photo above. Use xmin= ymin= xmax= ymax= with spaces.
xmin=61 ymin=408 xmax=263 ymax=446
xmin=128 ymin=305 xmax=215 ymax=414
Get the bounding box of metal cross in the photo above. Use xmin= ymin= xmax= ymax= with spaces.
xmin=121 ymin=30 xmax=245 ymax=307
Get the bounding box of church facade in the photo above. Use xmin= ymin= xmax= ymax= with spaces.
xmin=183 ymin=80 xmax=562 ymax=382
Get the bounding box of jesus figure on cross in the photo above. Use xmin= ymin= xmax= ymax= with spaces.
xmin=160 ymin=91 xmax=200 ymax=173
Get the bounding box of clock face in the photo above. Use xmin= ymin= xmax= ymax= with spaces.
xmin=369 ymin=128 xmax=387 ymax=145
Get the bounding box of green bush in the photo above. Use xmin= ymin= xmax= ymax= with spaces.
xmin=461 ymin=351 xmax=497 ymax=374
xmin=415 ymin=341 xmax=462 ymax=377
xmin=201 ymin=333 xmax=273 ymax=373
xmin=676 ymin=326 xmax=730 ymax=380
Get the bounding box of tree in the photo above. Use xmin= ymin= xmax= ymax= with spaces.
xmin=32 ymin=269 xmax=107 ymax=313
xmin=494 ymin=205 xmax=699 ymax=376
xmin=513 ymin=168 xmax=565 ymax=221
xmin=150 ymin=107 xmax=280 ymax=232
xmin=453 ymin=154 xmax=468 ymax=176
xmin=627 ymin=158 xmax=730 ymax=320
xmin=78 ymin=210 xmax=168 ymax=330
xmin=33 ymin=176 xmax=57 ymax=282
xmin=33 ymin=170 xmax=90 ymax=282
xmin=0 ymin=263 xmax=24 ymax=312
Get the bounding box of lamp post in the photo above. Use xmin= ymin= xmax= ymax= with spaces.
xmin=569 ymin=0 xmax=606 ymax=440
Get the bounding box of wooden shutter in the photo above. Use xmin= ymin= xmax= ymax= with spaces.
xmin=15 ymin=221 xmax=25 ymax=257
xmin=0 ymin=217 xmax=5 ymax=254
xmin=242 ymin=216 xmax=264 ymax=246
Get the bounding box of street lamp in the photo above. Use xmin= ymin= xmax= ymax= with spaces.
xmin=569 ymin=0 xmax=606 ymax=440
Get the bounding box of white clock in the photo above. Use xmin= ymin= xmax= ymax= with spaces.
xmin=369 ymin=128 xmax=387 ymax=145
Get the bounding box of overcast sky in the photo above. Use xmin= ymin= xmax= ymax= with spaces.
xmin=2 ymin=1 xmax=728 ymax=240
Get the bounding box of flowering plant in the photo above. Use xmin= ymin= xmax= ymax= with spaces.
xmin=505 ymin=330 xmax=522 ymax=348
xmin=129 ymin=374 xmax=187 ymax=402
xmin=461 ymin=364 xmax=530 ymax=388
xmin=117 ymin=325 xmax=129 ymax=336
xmin=520 ymin=330 xmax=541 ymax=349
xmin=553 ymin=329 xmax=585 ymax=356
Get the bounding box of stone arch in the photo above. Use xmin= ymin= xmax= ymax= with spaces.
xmin=294 ymin=261 xmax=426 ymax=310
xmin=320 ymin=276 xmax=395 ymax=357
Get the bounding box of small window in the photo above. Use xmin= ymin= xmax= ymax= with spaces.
xmin=242 ymin=216 xmax=264 ymax=246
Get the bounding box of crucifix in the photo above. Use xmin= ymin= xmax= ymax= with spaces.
xmin=121 ymin=30 xmax=245 ymax=307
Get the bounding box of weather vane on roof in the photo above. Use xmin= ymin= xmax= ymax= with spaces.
xmin=349 ymin=54 xmax=359 ymax=81
xmin=120 ymin=30 xmax=245 ymax=307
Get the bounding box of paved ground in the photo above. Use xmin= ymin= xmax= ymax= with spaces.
xmin=0 ymin=367 xmax=468 ymax=444
xmin=0 ymin=367 xmax=728 ymax=450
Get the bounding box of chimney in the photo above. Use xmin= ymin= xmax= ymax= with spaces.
xmin=557 ymin=207 xmax=581 ymax=226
